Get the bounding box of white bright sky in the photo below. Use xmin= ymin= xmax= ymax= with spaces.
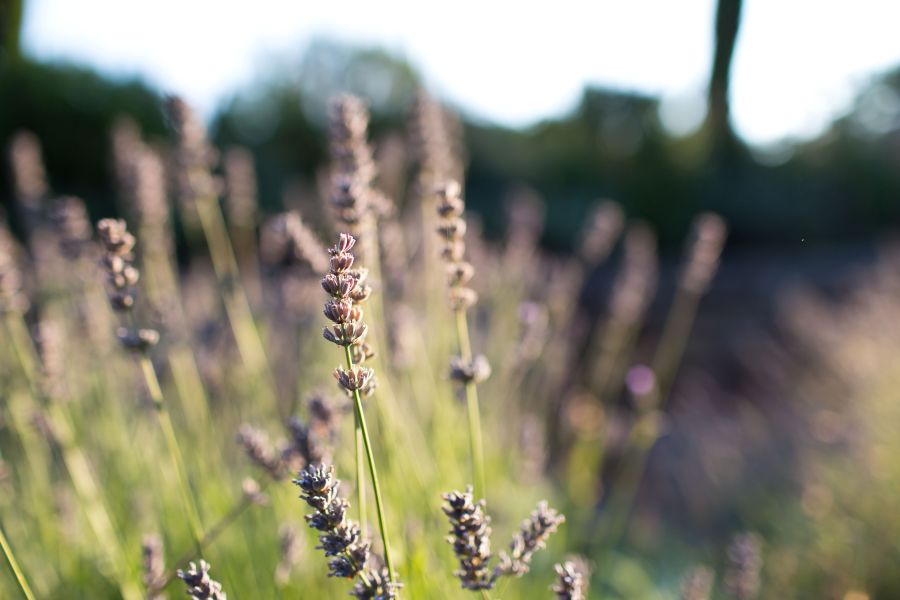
xmin=21 ymin=0 xmax=900 ymax=146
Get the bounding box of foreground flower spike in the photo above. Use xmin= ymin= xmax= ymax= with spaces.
xmin=724 ymin=533 xmax=762 ymax=600
xmin=320 ymin=232 xmax=397 ymax=588
xmin=441 ymin=487 xmax=494 ymax=591
xmin=496 ymin=501 xmax=565 ymax=578
xmin=323 ymin=233 xmax=377 ymax=395
xmin=551 ymin=557 xmax=590 ymax=600
xmin=177 ymin=560 xmax=226 ymax=600
xmin=293 ymin=464 xmax=371 ymax=580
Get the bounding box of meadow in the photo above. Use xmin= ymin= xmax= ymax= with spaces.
xmin=0 ymin=89 xmax=895 ymax=599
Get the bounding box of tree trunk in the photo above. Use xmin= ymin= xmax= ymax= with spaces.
xmin=707 ymin=0 xmax=744 ymax=157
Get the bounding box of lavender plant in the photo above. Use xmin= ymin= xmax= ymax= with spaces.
xmin=435 ymin=180 xmax=490 ymax=499
xmin=441 ymin=486 xmax=564 ymax=596
xmin=321 ymin=232 xmax=396 ymax=586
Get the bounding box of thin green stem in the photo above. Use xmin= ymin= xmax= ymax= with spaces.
xmin=454 ymin=308 xmax=486 ymax=500
xmin=591 ymin=287 xmax=708 ymax=557
xmin=342 ymin=345 xmax=395 ymax=585
xmin=139 ymin=356 xmax=204 ymax=551
xmin=650 ymin=287 xmax=702 ymax=410
xmin=355 ymin=420 xmax=368 ymax=537
xmin=0 ymin=525 xmax=36 ymax=600
xmin=195 ymin=194 xmax=280 ymax=415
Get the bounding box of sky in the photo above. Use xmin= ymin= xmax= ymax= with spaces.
xmin=21 ymin=0 xmax=900 ymax=146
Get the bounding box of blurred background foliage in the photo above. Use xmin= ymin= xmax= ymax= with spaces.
xmin=2 ymin=31 xmax=900 ymax=251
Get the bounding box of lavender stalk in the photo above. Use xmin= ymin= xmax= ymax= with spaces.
xmin=322 ymin=233 xmax=397 ymax=585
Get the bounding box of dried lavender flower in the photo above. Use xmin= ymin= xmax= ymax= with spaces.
xmin=434 ymin=181 xmax=481 ymax=313
xmin=36 ymin=319 xmax=66 ymax=399
xmin=449 ymin=355 xmax=492 ymax=385
xmin=275 ymin=524 xmax=301 ymax=586
xmin=49 ymin=196 xmax=92 ymax=259
xmin=132 ymin=145 xmax=171 ymax=234
xmin=323 ymin=233 xmax=377 ymax=395
xmin=329 ymin=95 xmax=376 ymax=185
xmin=495 ymin=501 xmax=565 ymax=578
xmin=177 ymin=559 xmax=226 ymax=600
xmin=223 ymin=147 xmax=258 ymax=229
xmin=681 ymin=213 xmax=727 ymax=294
xmin=116 ymin=327 xmax=160 ymax=351
xmin=111 ymin=117 xmax=143 ymax=205
xmin=141 ymin=534 xmax=165 ymax=599
xmin=9 ymin=131 xmax=49 ymax=209
xmin=578 ymin=200 xmax=624 ymax=264
xmin=609 ymin=223 xmax=658 ymax=324
xmin=293 ymin=464 xmax=370 ymax=580
xmin=241 ymin=477 xmax=269 ymax=506
xmin=97 ymin=218 xmax=138 ymax=311
xmin=284 ymin=401 xmax=335 ymax=469
xmin=236 ymin=424 xmax=286 ymax=480
xmin=97 ymin=218 xmax=160 ymax=350
xmin=334 ymin=366 xmax=376 ymax=396
xmin=409 ymin=90 xmax=461 ymax=189
xmin=442 ymin=486 xmax=494 ymax=590
xmin=551 ymin=557 xmax=590 ymax=600
xmin=351 ymin=568 xmax=402 ymax=599
xmin=327 ymin=94 xmax=397 ymax=238
xmin=165 ymin=96 xmax=219 ymax=201
xmin=724 ymin=533 xmax=762 ymax=600
xmin=680 ymin=565 xmax=715 ymax=600
xmin=0 ymin=222 xmax=29 ymax=314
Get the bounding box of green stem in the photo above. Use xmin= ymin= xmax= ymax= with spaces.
xmin=139 ymin=356 xmax=204 ymax=551
xmin=195 ymin=194 xmax=279 ymax=415
xmin=649 ymin=286 xmax=701 ymax=410
xmin=591 ymin=287 xmax=707 ymax=556
xmin=454 ymin=309 xmax=486 ymax=500
xmin=0 ymin=525 xmax=36 ymax=600
xmin=355 ymin=419 xmax=368 ymax=537
xmin=342 ymin=346 xmax=395 ymax=585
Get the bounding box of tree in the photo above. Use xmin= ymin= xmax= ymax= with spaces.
xmin=0 ymin=0 xmax=24 ymax=60
xmin=706 ymin=0 xmax=744 ymax=158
